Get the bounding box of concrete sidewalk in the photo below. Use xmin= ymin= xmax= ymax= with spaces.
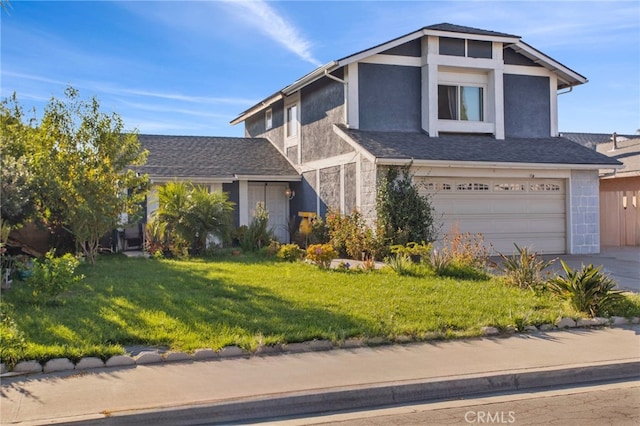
xmin=1 ymin=326 xmax=639 ymax=425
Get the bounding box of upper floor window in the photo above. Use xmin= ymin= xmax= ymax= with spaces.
xmin=265 ymin=108 xmax=273 ymax=130
xmin=438 ymin=85 xmax=484 ymax=121
xmin=286 ymin=104 xmax=298 ymax=137
xmin=439 ymin=37 xmax=492 ymax=59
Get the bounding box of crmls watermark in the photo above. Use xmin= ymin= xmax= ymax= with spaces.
xmin=465 ymin=410 xmax=516 ymax=424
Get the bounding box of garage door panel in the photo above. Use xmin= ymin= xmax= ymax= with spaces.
xmin=423 ymin=178 xmax=566 ymax=254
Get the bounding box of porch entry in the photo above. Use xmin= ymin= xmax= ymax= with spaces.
xmin=248 ymin=182 xmax=290 ymax=243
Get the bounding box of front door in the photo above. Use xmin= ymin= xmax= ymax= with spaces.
xmin=248 ymin=182 xmax=289 ymax=243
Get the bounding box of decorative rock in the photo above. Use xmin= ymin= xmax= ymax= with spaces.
xmin=255 ymin=344 xmax=283 ymax=355
xmin=284 ymin=342 xmax=310 ymax=353
xmin=0 ymin=363 xmax=6 ymax=374
xmin=556 ymin=318 xmax=577 ymax=328
xmin=524 ymin=325 xmax=538 ymax=333
xmin=44 ymin=358 xmax=75 ymax=373
xmin=593 ymin=317 xmax=610 ymax=326
xmin=135 ymin=351 xmax=163 ymax=365
xmin=309 ymin=340 xmax=333 ymax=351
xmin=105 ymin=355 xmax=135 ymax=368
xmin=218 ymin=346 xmax=245 ymax=358
xmin=340 ymin=338 xmax=366 ymax=348
xmin=611 ymin=316 xmax=629 ymax=326
xmin=163 ymin=352 xmax=192 ymax=363
xmin=481 ymin=326 xmax=499 ymax=336
xmin=503 ymin=326 xmax=517 ymax=334
xmin=193 ymin=348 xmax=218 ymax=361
xmin=631 ymin=317 xmax=640 ymax=324
xmin=13 ymin=360 xmax=42 ymax=374
xmin=393 ymin=335 xmax=414 ymax=344
xmin=366 ymin=337 xmax=389 ymax=346
xmin=539 ymin=324 xmax=555 ymax=331
xmin=577 ymin=318 xmax=599 ymax=327
xmin=75 ymin=357 xmax=105 ymax=370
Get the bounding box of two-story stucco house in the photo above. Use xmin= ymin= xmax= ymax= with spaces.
xmin=140 ymin=23 xmax=620 ymax=254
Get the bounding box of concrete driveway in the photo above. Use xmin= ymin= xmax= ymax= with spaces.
xmin=549 ymin=247 xmax=640 ymax=293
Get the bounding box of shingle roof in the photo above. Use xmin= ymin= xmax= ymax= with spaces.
xmin=335 ymin=125 xmax=622 ymax=167
xmin=596 ymin=137 xmax=640 ymax=176
xmin=423 ymin=23 xmax=519 ymax=38
xmin=561 ymin=132 xmax=637 ymax=149
xmin=134 ymin=135 xmax=299 ymax=179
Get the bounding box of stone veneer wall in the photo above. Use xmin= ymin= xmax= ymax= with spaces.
xmin=570 ymin=170 xmax=600 ymax=254
xmin=360 ymin=157 xmax=378 ymax=223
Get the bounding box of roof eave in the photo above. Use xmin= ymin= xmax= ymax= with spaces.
xmin=234 ymin=174 xmax=301 ymax=182
xmin=374 ymin=158 xmax=622 ymax=170
xmin=511 ymin=41 xmax=588 ymax=88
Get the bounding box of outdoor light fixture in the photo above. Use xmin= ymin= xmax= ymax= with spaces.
xmin=623 ymin=195 xmax=627 ymax=209
xmin=285 ymin=187 xmax=295 ymax=200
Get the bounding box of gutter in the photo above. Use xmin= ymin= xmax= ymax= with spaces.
xmin=374 ymin=157 xmax=623 ymax=171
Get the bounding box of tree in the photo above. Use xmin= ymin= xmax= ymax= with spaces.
xmin=376 ymin=164 xmax=438 ymax=247
xmin=156 ymin=182 xmax=234 ymax=254
xmin=0 ymin=96 xmax=36 ymax=226
xmin=8 ymin=88 xmax=149 ymax=264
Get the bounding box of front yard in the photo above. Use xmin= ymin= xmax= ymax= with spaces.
xmin=6 ymin=253 xmax=638 ymax=365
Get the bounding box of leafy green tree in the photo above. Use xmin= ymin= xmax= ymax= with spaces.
xmin=5 ymin=88 xmax=149 ymax=264
xmin=0 ymin=95 xmax=37 ymax=226
xmin=376 ymin=164 xmax=437 ymax=248
xmin=156 ymin=181 xmax=234 ymax=254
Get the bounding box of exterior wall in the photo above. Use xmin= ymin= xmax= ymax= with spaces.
xmin=503 ymin=74 xmax=551 ymax=138
xmin=223 ymin=181 xmax=240 ymax=228
xmin=569 ymin=170 xmax=601 ymax=254
xmin=344 ymin=162 xmax=357 ymax=213
xmin=300 ymin=75 xmax=350 ymax=163
xmin=319 ymin=166 xmax=341 ymax=215
xmin=245 ymin=99 xmax=285 ymax=152
xmin=360 ymin=157 xmax=378 ymax=222
xmin=358 ymin=63 xmax=422 ymax=132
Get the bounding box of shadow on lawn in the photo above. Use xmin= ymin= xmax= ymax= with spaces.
xmin=7 ymin=256 xmax=379 ymax=355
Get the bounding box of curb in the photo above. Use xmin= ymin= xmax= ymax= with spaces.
xmin=82 ymin=360 xmax=640 ymax=425
xmin=2 ymin=319 xmax=639 ymax=376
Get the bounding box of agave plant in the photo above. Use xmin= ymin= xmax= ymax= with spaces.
xmin=497 ymin=244 xmax=556 ymax=290
xmin=546 ymin=260 xmax=624 ymax=317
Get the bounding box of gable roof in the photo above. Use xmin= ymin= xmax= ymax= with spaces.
xmin=334 ymin=125 xmax=622 ymax=169
xmin=134 ymin=135 xmax=300 ymax=182
xmin=231 ymin=23 xmax=586 ymax=125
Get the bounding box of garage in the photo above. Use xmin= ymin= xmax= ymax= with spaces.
xmin=417 ymin=177 xmax=566 ymax=254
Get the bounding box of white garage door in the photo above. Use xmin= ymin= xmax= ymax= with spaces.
xmin=248 ymin=182 xmax=289 ymax=243
xmin=417 ymin=178 xmax=566 ymax=254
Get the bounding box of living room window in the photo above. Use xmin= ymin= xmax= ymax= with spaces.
xmin=438 ymin=85 xmax=484 ymax=121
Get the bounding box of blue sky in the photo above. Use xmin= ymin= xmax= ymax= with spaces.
xmin=1 ymin=1 xmax=639 ymax=137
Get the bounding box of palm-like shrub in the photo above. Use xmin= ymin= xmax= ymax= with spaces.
xmin=156 ymin=182 xmax=234 ymax=254
xmin=546 ymin=260 xmax=624 ymax=317
xmin=241 ymin=202 xmax=274 ymax=251
xmin=497 ymin=244 xmax=556 ymax=290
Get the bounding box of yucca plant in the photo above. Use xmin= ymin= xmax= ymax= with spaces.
xmin=385 ymin=253 xmax=416 ymax=276
xmin=497 ymin=244 xmax=556 ymax=290
xmin=546 ymin=260 xmax=624 ymax=317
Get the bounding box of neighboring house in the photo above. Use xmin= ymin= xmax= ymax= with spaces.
xmin=227 ymin=23 xmax=620 ymax=254
xmin=134 ymin=135 xmax=300 ymax=243
xmin=563 ymin=132 xmax=640 ymax=247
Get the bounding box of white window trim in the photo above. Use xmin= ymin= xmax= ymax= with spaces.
xmin=437 ymin=68 xmax=493 ymax=134
xmin=265 ymin=108 xmax=273 ymax=130
xmin=284 ymin=93 xmax=300 ymax=148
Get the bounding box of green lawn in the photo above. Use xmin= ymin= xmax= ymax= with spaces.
xmin=0 ymin=253 xmax=625 ymax=364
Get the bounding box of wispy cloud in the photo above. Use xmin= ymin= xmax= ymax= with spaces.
xmin=222 ymin=0 xmax=321 ymax=66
